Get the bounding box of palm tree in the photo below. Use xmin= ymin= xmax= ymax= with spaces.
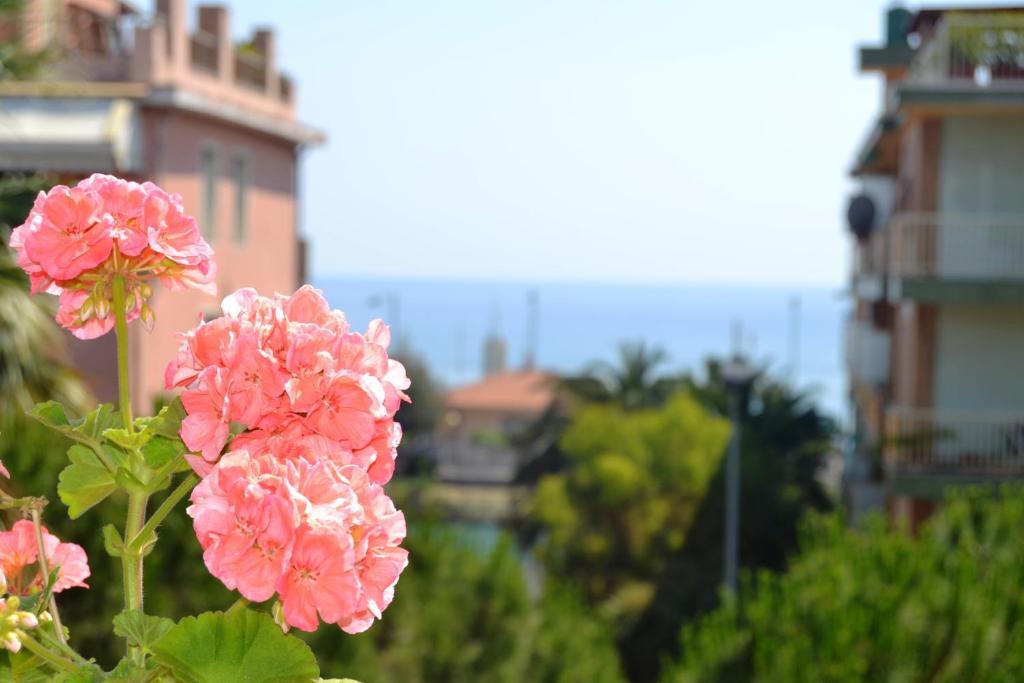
xmin=562 ymin=341 xmax=681 ymax=411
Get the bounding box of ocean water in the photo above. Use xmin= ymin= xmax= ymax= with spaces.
xmin=315 ymin=278 xmax=850 ymax=422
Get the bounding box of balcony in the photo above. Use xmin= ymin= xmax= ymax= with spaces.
xmin=845 ymin=319 xmax=890 ymax=387
xmin=854 ymin=213 xmax=1024 ymax=302
xmin=885 ymin=407 xmax=1024 ymax=479
xmin=909 ymin=14 xmax=1024 ymax=89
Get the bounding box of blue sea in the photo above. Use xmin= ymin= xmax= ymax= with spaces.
xmin=315 ymin=278 xmax=850 ymax=423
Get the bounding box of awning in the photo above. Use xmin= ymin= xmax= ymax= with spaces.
xmin=0 ymin=96 xmax=140 ymax=173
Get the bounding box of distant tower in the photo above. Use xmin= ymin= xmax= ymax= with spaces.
xmin=482 ymin=300 xmax=507 ymax=376
xmin=523 ymin=289 xmax=539 ymax=370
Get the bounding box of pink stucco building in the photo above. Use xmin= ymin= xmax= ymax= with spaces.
xmin=1 ymin=0 xmax=323 ymax=410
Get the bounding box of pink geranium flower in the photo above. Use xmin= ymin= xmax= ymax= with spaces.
xmin=181 ymin=366 xmax=232 ymax=462
xmin=0 ymin=521 xmax=90 ymax=596
xmin=277 ymin=529 xmax=358 ymax=632
xmin=10 ymin=175 xmax=216 ymax=339
xmin=22 ymin=185 xmax=113 ymax=281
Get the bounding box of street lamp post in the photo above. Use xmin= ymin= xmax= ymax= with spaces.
xmin=721 ymin=355 xmax=755 ymax=593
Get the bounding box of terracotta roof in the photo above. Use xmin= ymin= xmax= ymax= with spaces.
xmin=446 ymin=370 xmax=555 ymax=414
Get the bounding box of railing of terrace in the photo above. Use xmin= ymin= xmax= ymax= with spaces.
xmin=885 ymin=407 xmax=1024 ymax=475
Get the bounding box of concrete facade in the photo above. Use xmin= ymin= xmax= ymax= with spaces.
xmin=847 ymin=7 xmax=1024 ymax=527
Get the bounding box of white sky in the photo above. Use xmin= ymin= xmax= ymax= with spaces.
xmin=211 ymin=1 xmax=1015 ymax=286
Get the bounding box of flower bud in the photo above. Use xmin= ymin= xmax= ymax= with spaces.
xmin=5 ymin=614 xmax=18 ymax=627
xmin=79 ymin=296 xmax=94 ymax=322
xmin=94 ymin=297 xmax=111 ymax=320
xmin=38 ymin=611 xmax=52 ymax=624
xmin=140 ymin=304 xmax=156 ymax=331
xmin=2 ymin=632 xmax=20 ymax=654
xmin=4 ymin=597 xmax=18 ymax=611
xmin=16 ymin=612 xmax=37 ymax=629
xmin=139 ymin=282 xmax=153 ymax=300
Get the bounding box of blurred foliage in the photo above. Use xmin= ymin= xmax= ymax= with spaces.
xmin=0 ymin=0 xmax=51 ymax=81
xmin=392 ymin=351 xmax=443 ymax=477
xmin=530 ymin=393 xmax=730 ymax=626
xmin=663 ymin=486 xmax=1024 ymax=683
xmin=561 ymin=341 xmax=682 ymax=411
xmin=625 ymin=358 xmax=836 ymax=681
xmin=304 ymin=524 xmax=625 ymax=683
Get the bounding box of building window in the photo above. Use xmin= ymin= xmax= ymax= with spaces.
xmin=233 ymin=153 xmax=248 ymax=244
xmin=200 ymin=144 xmax=218 ymax=241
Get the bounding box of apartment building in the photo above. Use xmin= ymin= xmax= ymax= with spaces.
xmin=0 ymin=0 xmax=323 ymax=410
xmin=847 ymin=7 xmax=1024 ymax=526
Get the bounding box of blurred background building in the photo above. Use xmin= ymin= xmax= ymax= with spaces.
xmin=846 ymin=6 xmax=1024 ymax=526
xmin=0 ymin=0 xmax=322 ymax=410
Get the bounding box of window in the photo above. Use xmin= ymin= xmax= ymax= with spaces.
xmin=233 ymin=153 xmax=248 ymax=244
xmin=200 ymin=144 xmax=218 ymax=241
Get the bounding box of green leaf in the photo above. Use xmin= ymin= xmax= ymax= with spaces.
xmin=140 ymin=436 xmax=185 ymax=470
xmin=145 ymin=399 xmax=187 ymax=440
xmin=57 ymin=445 xmax=117 ymax=519
xmin=102 ymin=525 xmax=124 ymax=557
xmin=151 ymin=610 xmax=320 ymax=682
xmin=101 ymin=427 xmax=149 ymax=452
xmin=27 ymin=401 xmax=72 ymax=431
xmin=113 ymin=610 xmax=174 ymax=654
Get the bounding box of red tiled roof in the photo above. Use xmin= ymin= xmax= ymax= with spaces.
xmin=446 ymin=370 xmax=555 ymax=414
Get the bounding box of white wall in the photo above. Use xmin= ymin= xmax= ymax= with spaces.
xmin=938 ymin=117 xmax=1024 ymax=278
xmin=939 ymin=116 xmax=1024 ymax=214
xmin=933 ymin=307 xmax=1024 ymax=412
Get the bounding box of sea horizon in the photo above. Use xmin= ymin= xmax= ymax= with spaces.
xmin=314 ymin=276 xmax=849 ymax=422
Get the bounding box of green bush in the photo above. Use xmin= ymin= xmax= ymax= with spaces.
xmin=664 ymin=486 xmax=1024 ymax=682
xmin=531 ymin=393 xmax=730 ymax=623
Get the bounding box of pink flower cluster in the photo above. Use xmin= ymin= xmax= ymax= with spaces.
xmin=0 ymin=521 xmax=90 ymax=597
xmin=167 ymin=285 xmax=409 ymax=483
xmin=171 ymin=285 xmax=410 ymax=632
xmin=189 ymin=449 xmax=407 ymax=633
xmin=9 ymin=174 xmax=215 ymax=339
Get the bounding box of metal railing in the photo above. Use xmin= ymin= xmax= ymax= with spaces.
xmin=890 ymin=212 xmax=1024 ymax=280
xmin=845 ymin=319 xmax=890 ymax=386
xmin=885 ymin=407 xmax=1024 ymax=475
xmin=856 ymin=213 xmax=1024 ymax=281
xmin=910 ymin=14 xmax=1024 ymax=87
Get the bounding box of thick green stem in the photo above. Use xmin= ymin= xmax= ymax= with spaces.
xmin=113 ymin=278 xmax=147 ymax=663
xmin=122 ymin=491 xmax=148 ymax=664
xmin=112 ymin=276 xmax=133 ymax=431
xmin=128 ymin=473 xmax=197 ymax=555
xmin=18 ymin=632 xmax=81 ymax=674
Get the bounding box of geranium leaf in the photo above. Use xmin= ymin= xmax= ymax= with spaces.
xmin=57 ymin=445 xmax=117 ymax=519
xmin=113 ymin=609 xmax=174 ymax=654
xmin=151 ymin=609 xmax=319 ymax=682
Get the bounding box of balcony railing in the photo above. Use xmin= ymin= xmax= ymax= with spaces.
xmin=845 ymin=319 xmax=890 ymax=386
xmin=234 ymin=50 xmax=267 ymax=91
xmin=190 ymin=30 xmax=219 ymax=74
xmin=885 ymin=407 xmax=1024 ymax=475
xmin=857 ymin=213 xmax=1024 ymax=281
xmin=910 ymin=14 xmax=1024 ymax=87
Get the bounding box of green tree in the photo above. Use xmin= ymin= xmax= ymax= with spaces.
xmin=530 ymin=393 xmax=730 ymax=624
xmin=664 ymin=486 xmax=1024 ymax=683
xmin=624 ymin=358 xmax=836 ymax=681
xmin=562 ymin=341 xmax=682 ymax=411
